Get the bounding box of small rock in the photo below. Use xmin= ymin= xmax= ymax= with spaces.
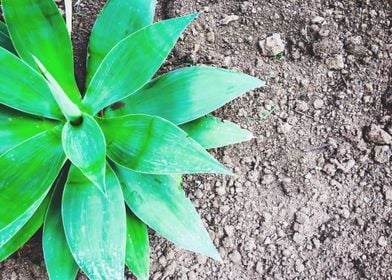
xmin=220 ymin=15 xmax=239 ymax=25
xmin=366 ymin=124 xmax=392 ymax=145
xmin=277 ymin=122 xmax=292 ymax=134
xmin=325 ymin=54 xmax=345 ymax=70
xmin=374 ymin=145 xmax=391 ymax=164
xmin=206 ymin=31 xmax=215 ymax=43
xmin=383 ymin=186 xmax=392 ymax=201
xmin=341 ymin=208 xmax=350 ymax=219
xmin=293 ymin=232 xmax=305 ymax=244
xmin=258 ymin=33 xmax=285 ymax=56
xmin=295 ymin=260 xmax=305 ymax=273
xmin=295 ymin=212 xmax=310 ymax=224
xmin=228 ymin=250 xmax=242 ymax=263
xmin=255 ymin=261 xmax=263 ymax=273
xmin=382 ymin=86 xmax=392 ymax=111
xmin=378 ymin=236 xmax=388 ymax=247
xmin=295 ymin=100 xmax=309 ymax=112
xmin=312 ymin=238 xmax=321 ymax=249
xmin=313 ymin=98 xmax=324 ymax=109
xmin=216 ymin=186 xmax=226 ymax=196
xmin=311 ymin=16 xmax=325 ymax=24
xmin=323 ymin=163 xmax=336 ymax=177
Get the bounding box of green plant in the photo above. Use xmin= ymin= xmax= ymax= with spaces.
xmin=0 ymin=0 xmax=264 ymax=279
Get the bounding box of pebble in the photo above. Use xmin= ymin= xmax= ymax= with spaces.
xmin=366 ymin=124 xmax=392 ymax=145
xmin=258 ymin=33 xmax=285 ymax=56
xmin=228 ymin=250 xmax=242 ymax=263
xmin=277 ymin=122 xmax=292 ymax=134
xmin=313 ymin=98 xmax=324 ymax=109
xmin=220 ymin=15 xmax=239 ymax=25
xmin=383 ymin=187 xmax=392 ymax=201
xmin=374 ymin=145 xmax=391 ymax=164
xmin=255 ymin=261 xmax=263 ymax=273
xmin=293 ymin=232 xmax=305 ymax=244
xmin=206 ymin=31 xmax=215 ymax=43
xmin=311 ymin=16 xmax=325 ymax=24
xmin=378 ymin=236 xmax=388 ymax=247
xmin=325 ymin=54 xmax=345 ymax=70
xmin=295 ymin=100 xmax=309 ymax=112
xmin=295 ymin=212 xmax=310 ymax=224
xmin=295 ymin=260 xmax=305 ymax=272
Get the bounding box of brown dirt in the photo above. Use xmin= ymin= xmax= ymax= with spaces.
xmin=1 ymin=0 xmax=392 ymax=279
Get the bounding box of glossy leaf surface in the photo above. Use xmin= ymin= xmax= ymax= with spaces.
xmin=100 ymin=115 xmax=231 ymax=175
xmin=2 ymin=0 xmax=81 ymax=103
xmin=87 ymin=0 xmax=156 ymax=84
xmin=0 ymin=22 xmax=15 ymax=53
xmin=0 ymin=48 xmax=62 ymax=120
xmin=125 ymin=210 xmax=149 ymax=280
xmin=0 ymin=105 xmax=57 ymax=155
xmin=43 ymin=168 xmax=78 ymax=280
xmin=62 ymin=165 xmax=126 ymax=280
xmin=0 ymin=129 xmax=65 ymax=246
xmin=114 ymin=165 xmax=220 ymax=259
xmin=105 ymin=66 xmax=264 ymax=124
xmin=83 ymin=14 xmax=198 ymax=115
xmin=0 ymin=195 xmax=50 ymax=262
xmin=62 ymin=114 xmax=106 ymax=193
xmin=180 ymin=115 xmax=253 ymax=149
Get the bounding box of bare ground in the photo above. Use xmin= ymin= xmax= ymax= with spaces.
xmin=1 ymin=0 xmax=391 ymax=279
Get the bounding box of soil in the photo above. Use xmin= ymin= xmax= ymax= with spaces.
xmin=1 ymin=0 xmax=392 ymax=279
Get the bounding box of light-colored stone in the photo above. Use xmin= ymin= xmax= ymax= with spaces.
xmin=258 ymin=33 xmax=285 ymax=56
xmin=325 ymin=54 xmax=345 ymax=70
xmin=366 ymin=124 xmax=392 ymax=145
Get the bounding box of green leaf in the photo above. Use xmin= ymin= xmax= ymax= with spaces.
xmin=83 ymin=14 xmax=198 ymax=115
xmin=2 ymin=0 xmax=81 ymax=103
xmin=0 ymin=48 xmax=63 ymax=120
xmin=180 ymin=115 xmax=254 ymax=149
xmin=0 ymin=194 xmax=50 ymax=262
xmin=0 ymin=22 xmax=15 ymax=53
xmin=0 ymin=105 xmax=58 ymax=155
xmin=125 ymin=210 xmax=149 ymax=280
xmin=105 ymin=66 xmax=265 ymax=124
xmin=0 ymin=128 xmax=65 ymax=247
xmin=86 ymin=0 xmax=156 ymax=85
xmin=99 ymin=115 xmax=231 ymax=175
xmin=62 ymin=114 xmax=106 ymax=193
xmin=62 ymin=165 xmax=126 ymax=280
xmin=114 ymin=165 xmax=220 ymax=260
xmin=43 ymin=167 xmax=79 ymax=280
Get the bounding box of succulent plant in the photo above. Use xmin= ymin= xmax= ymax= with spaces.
xmin=0 ymin=0 xmax=264 ymax=279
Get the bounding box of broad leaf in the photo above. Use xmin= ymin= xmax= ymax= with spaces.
xmin=0 ymin=105 xmax=57 ymax=155
xmin=62 ymin=165 xmax=126 ymax=280
xmin=105 ymin=66 xmax=265 ymax=124
xmin=0 ymin=128 xmax=65 ymax=246
xmin=0 ymin=48 xmax=62 ymax=120
xmin=87 ymin=0 xmax=156 ymax=85
xmin=180 ymin=115 xmax=253 ymax=149
xmin=2 ymin=0 xmax=81 ymax=103
xmin=83 ymin=14 xmax=198 ymax=115
xmin=0 ymin=195 xmax=50 ymax=262
xmin=99 ymin=115 xmax=231 ymax=175
xmin=43 ymin=167 xmax=78 ymax=280
xmin=62 ymin=114 xmax=106 ymax=193
xmin=114 ymin=165 xmax=220 ymax=259
xmin=125 ymin=210 xmax=149 ymax=280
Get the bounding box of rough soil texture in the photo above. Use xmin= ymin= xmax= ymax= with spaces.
xmin=1 ymin=0 xmax=392 ymax=279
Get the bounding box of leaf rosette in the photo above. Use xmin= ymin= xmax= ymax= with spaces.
xmin=0 ymin=0 xmax=265 ymax=279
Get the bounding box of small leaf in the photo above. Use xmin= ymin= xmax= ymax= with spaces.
xmin=62 ymin=165 xmax=126 ymax=280
xmin=99 ymin=115 xmax=231 ymax=175
xmin=62 ymin=114 xmax=106 ymax=193
xmin=180 ymin=115 xmax=254 ymax=149
xmin=43 ymin=167 xmax=79 ymax=280
xmin=0 ymin=105 xmax=57 ymax=155
xmin=2 ymin=0 xmax=81 ymax=103
xmin=0 ymin=128 xmax=65 ymax=246
xmin=87 ymin=0 xmax=156 ymax=85
xmin=125 ymin=210 xmax=149 ymax=280
xmin=0 ymin=48 xmax=63 ymax=120
xmin=83 ymin=14 xmax=198 ymax=115
xmin=0 ymin=194 xmax=50 ymax=262
xmin=64 ymin=0 xmax=72 ymax=34
xmin=105 ymin=66 xmax=265 ymax=124
xmin=114 ymin=164 xmax=220 ymax=260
